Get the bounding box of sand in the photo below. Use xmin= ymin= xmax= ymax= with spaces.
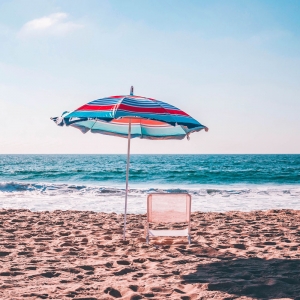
xmin=0 ymin=209 xmax=299 ymax=300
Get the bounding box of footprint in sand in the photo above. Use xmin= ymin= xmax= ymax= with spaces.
xmin=116 ymin=260 xmax=131 ymax=265
xmin=40 ymin=271 xmax=61 ymax=278
xmin=133 ymin=258 xmax=147 ymax=263
xmin=113 ymin=267 xmax=136 ymax=276
xmin=174 ymin=288 xmax=185 ymax=294
xmin=132 ymin=272 xmax=144 ymax=278
xmin=141 ymin=292 xmax=155 ymax=297
xmin=0 ymin=251 xmax=11 ymax=257
xmin=78 ymin=265 xmax=95 ymax=271
xmin=128 ymin=285 xmax=138 ymax=292
xmin=130 ymin=294 xmax=143 ymax=300
xmin=104 ymin=262 xmax=114 ymax=268
xmin=104 ymin=287 xmax=122 ymax=298
xmin=60 ymin=241 xmax=73 ymax=247
xmin=231 ymin=243 xmax=247 ymax=250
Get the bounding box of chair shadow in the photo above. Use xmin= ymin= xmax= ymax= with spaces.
xmin=182 ymin=257 xmax=300 ymax=299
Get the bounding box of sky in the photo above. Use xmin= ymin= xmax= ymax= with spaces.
xmin=0 ymin=0 xmax=300 ymax=154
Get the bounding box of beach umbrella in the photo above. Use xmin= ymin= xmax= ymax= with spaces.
xmin=51 ymin=87 xmax=208 ymax=239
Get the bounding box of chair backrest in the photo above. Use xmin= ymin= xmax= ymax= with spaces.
xmin=147 ymin=193 xmax=191 ymax=223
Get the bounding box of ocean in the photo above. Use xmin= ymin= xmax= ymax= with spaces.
xmin=0 ymin=154 xmax=299 ymax=213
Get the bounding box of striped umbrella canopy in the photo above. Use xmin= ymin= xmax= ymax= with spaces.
xmin=51 ymin=87 xmax=208 ymax=238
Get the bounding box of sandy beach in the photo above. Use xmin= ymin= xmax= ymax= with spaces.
xmin=0 ymin=209 xmax=299 ymax=300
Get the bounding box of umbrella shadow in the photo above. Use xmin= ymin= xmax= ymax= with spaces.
xmin=182 ymin=256 xmax=300 ymax=299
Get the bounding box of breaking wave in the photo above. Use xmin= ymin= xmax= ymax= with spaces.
xmin=0 ymin=181 xmax=299 ymax=213
xmin=1 ymin=181 xmax=300 ymax=197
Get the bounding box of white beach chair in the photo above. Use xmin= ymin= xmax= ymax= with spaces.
xmin=146 ymin=193 xmax=192 ymax=244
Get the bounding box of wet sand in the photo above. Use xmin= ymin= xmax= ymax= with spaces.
xmin=0 ymin=209 xmax=299 ymax=299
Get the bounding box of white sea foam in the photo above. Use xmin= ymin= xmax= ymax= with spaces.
xmin=0 ymin=182 xmax=299 ymax=213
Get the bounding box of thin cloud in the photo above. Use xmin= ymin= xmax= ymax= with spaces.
xmin=18 ymin=13 xmax=83 ymax=37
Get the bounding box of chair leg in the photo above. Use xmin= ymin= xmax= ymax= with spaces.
xmin=188 ymin=235 xmax=191 ymax=245
xmin=146 ymin=235 xmax=149 ymax=245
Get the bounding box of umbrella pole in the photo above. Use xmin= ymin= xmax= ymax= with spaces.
xmin=123 ymin=118 xmax=132 ymax=240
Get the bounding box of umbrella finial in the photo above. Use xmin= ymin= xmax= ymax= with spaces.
xmin=130 ymin=86 xmax=134 ymax=96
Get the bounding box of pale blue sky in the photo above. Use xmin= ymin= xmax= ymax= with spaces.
xmin=1 ymin=0 xmax=299 ymax=154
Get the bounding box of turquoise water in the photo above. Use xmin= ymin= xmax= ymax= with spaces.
xmin=0 ymin=154 xmax=299 ymax=212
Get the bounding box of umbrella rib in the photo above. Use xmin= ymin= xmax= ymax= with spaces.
xmin=152 ymin=99 xmax=178 ymax=126
xmin=139 ymin=117 xmax=143 ymax=138
xmin=113 ymin=96 xmax=126 ymax=119
xmin=89 ymin=118 xmax=98 ymax=132
xmin=115 ymin=96 xmax=178 ymax=127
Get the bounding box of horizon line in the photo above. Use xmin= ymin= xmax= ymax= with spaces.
xmin=1 ymin=153 xmax=300 ymax=155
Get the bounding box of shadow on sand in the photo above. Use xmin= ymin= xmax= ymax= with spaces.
xmin=183 ymin=257 xmax=300 ymax=299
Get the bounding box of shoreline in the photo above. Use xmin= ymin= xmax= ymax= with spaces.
xmin=1 ymin=209 xmax=299 ymax=299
